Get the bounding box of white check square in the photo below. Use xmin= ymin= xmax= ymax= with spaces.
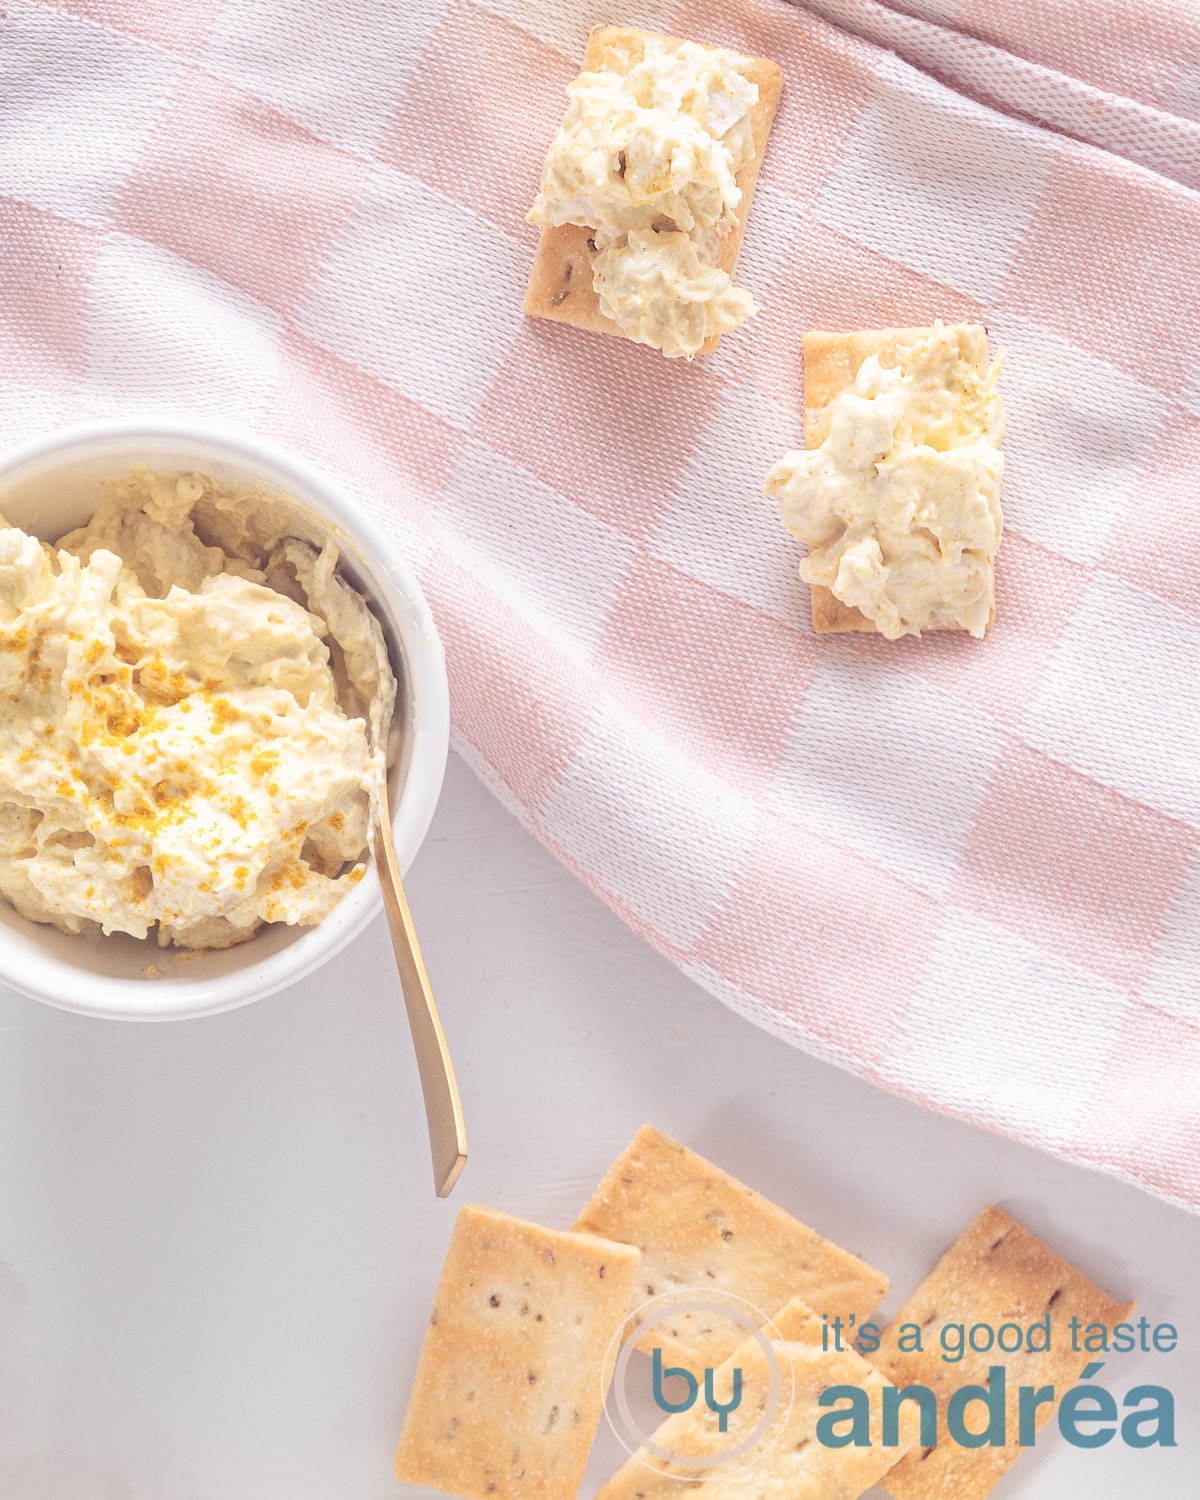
xmin=1139 ymin=856 xmax=1200 ymax=1028
xmin=0 ymin=3 xmax=179 ymax=228
xmin=817 ymin=56 xmax=1053 ymax=301
xmin=82 ymin=235 xmax=281 ymax=422
xmin=202 ymin=0 xmax=452 ymax=156
xmin=988 ymin=314 xmax=1168 ymax=564
xmin=539 ymin=697 xmax=757 ymax=950
xmin=1022 ymin=573 xmax=1200 ymax=825
xmin=771 ymin=660 xmax=1004 ymax=896
xmin=650 ymin=378 xmax=805 ymax=623
xmin=295 ymin=167 xmax=525 ymax=428
xmin=878 ymin=907 xmax=1130 ymax=1145
xmin=437 ymin=441 xmax=635 ymax=665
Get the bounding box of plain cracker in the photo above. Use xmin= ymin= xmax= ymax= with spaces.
xmin=871 ymin=1205 xmax=1134 ymax=1500
xmin=525 ymin=26 xmax=783 ymax=355
xmin=394 ymin=1204 xmax=640 ymax=1500
xmin=800 ymin=324 xmax=995 ymax=635
xmin=596 ymin=1296 xmax=921 ymax=1499
xmin=574 ymin=1125 xmax=888 ymax=1372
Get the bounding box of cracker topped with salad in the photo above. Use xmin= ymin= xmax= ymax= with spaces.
xmin=526 ymin=26 xmax=783 ymax=360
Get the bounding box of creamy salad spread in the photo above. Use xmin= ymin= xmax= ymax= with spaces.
xmin=766 ymin=324 xmax=1006 ymax=639
xmin=528 ymin=34 xmax=760 ymax=358
xmin=0 ymin=468 xmax=395 ymax=950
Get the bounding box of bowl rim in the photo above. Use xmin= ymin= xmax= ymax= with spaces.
xmin=0 ymin=416 xmax=450 ymax=1021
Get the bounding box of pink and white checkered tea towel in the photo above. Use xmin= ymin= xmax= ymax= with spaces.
xmin=3 ymin=0 xmax=1200 ymax=1210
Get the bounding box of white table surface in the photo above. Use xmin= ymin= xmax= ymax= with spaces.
xmin=0 ymin=752 xmax=1194 ymax=1499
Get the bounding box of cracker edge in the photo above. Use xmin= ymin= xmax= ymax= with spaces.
xmin=393 ymin=1204 xmax=642 ymax=1498
xmin=873 ymin=1205 xmax=1135 ymax=1500
xmin=576 ymin=1125 xmax=890 ymax=1366
xmin=596 ymin=1297 xmax=922 ymax=1499
xmin=800 ymin=324 xmax=997 ymax=636
xmin=524 ymin=26 xmax=784 ymax=355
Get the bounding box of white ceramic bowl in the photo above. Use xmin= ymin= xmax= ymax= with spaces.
xmin=0 ymin=419 xmax=449 ymax=1021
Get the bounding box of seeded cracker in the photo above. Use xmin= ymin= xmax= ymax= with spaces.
xmin=799 ymin=325 xmax=998 ymax=635
xmin=596 ymin=1296 xmax=922 ymax=1499
xmin=575 ymin=1126 xmax=888 ymax=1372
xmin=524 ymin=27 xmax=783 ymax=355
xmin=394 ymin=1204 xmax=640 ymax=1500
xmin=871 ymin=1205 xmax=1134 ymax=1500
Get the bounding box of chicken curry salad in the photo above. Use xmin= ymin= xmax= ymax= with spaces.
xmin=0 ymin=467 xmax=396 ymax=950
xmin=527 ymin=31 xmax=779 ymax=359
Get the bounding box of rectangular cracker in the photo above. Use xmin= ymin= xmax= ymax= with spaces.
xmin=871 ymin=1205 xmax=1134 ymax=1500
xmin=394 ymin=1204 xmax=640 ymax=1500
xmin=574 ymin=1125 xmax=888 ymax=1373
xmin=801 ymin=324 xmax=995 ymax=634
xmin=597 ymin=1296 xmax=922 ymax=1499
xmin=525 ymin=27 xmax=783 ymax=355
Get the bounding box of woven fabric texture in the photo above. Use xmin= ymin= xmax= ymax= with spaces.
xmin=3 ymin=0 xmax=1200 ymax=1209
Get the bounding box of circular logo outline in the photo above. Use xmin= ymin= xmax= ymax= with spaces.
xmin=601 ymin=1289 xmax=794 ymax=1477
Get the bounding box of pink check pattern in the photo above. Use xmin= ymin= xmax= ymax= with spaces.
xmin=3 ymin=0 xmax=1200 ymax=1210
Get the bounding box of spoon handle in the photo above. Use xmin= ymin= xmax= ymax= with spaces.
xmin=374 ymin=781 xmax=468 ymax=1197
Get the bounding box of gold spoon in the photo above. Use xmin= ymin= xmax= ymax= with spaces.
xmin=277 ymin=534 xmax=465 ymax=1194
xmin=374 ymin=775 xmax=468 ymax=1197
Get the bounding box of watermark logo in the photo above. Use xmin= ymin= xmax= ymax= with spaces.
xmin=602 ymin=1297 xmax=1178 ymax=1475
xmin=651 ymin=1347 xmax=742 ymax=1431
xmin=601 ymin=1289 xmax=794 ymax=1479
